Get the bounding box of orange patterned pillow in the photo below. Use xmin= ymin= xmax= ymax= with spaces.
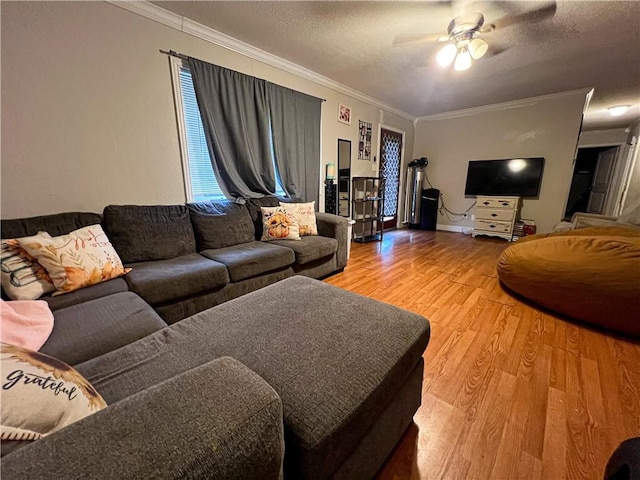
xmin=260 ymin=207 xmax=300 ymax=241
xmin=17 ymin=225 xmax=130 ymax=295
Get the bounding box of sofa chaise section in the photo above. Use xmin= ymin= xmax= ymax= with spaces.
xmin=75 ymin=276 xmax=431 ymax=478
xmin=1 ymin=357 xmax=285 ymax=480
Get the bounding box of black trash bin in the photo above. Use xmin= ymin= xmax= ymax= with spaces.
xmin=420 ymin=188 xmax=439 ymax=231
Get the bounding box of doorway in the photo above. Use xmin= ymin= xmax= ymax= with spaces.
xmin=564 ymin=146 xmax=619 ymax=219
xmin=379 ymin=128 xmax=403 ymax=230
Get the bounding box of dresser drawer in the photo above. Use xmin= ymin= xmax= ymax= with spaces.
xmin=476 ymin=208 xmax=515 ymax=222
xmin=477 ymin=197 xmax=519 ymax=209
xmin=474 ymin=219 xmax=513 ymax=233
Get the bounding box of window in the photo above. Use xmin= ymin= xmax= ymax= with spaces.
xmin=171 ymin=59 xmax=285 ymax=201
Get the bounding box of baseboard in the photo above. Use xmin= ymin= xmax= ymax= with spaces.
xmin=436 ymin=224 xmax=465 ymax=233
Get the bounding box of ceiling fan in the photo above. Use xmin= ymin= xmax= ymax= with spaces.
xmin=435 ymin=12 xmax=494 ymax=71
xmin=393 ymin=2 xmax=557 ymax=71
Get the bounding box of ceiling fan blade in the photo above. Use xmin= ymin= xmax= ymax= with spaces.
xmin=478 ymin=24 xmax=496 ymax=33
xmin=485 ymin=42 xmax=510 ymax=58
xmin=492 ymin=1 xmax=557 ymax=30
xmin=393 ymin=33 xmax=448 ymax=46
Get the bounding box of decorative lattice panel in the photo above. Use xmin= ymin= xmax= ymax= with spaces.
xmin=380 ymin=130 xmax=402 ymax=217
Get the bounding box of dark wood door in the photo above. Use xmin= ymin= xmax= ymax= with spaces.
xmin=379 ymin=128 xmax=403 ymax=230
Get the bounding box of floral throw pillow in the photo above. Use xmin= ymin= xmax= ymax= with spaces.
xmin=260 ymin=206 xmax=301 ymax=241
xmin=280 ymin=201 xmax=318 ymax=236
xmin=1 ymin=238 xmax=56 ymax=300
xmin=1 ymin=343 xmax=107 ymax=442
xmin=17 ymin=225 xmax=130 ymax=295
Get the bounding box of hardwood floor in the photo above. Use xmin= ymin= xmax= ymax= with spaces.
xmin=324 ymin=229 xmax=640 ymax=480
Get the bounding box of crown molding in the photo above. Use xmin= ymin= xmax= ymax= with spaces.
xmin=108 ymin=0 xmax=183 ymax=30
xmin=106 ymin=0 xmax=415 ymax=121
xmin=414 ymin=88 xmax=593 ymax=123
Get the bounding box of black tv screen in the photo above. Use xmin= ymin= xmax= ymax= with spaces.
xmin=464 ymin=157 xmax=545 ymax=197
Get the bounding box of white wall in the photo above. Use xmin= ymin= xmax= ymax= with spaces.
xmin=412 ymin=91 xmax=587 ymax=234
xmin=0 ymin=1 xmax=414 ymax=219
xmin=578 ymin=128 xmax=629 ymax=147
xmin=621 ymin=119 xmax=640 ymax=212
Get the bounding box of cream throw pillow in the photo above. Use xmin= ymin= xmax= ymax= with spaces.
xmin=1 ymin=239 xmax=56 ymax=300
xmin=1 ymin=343 xmax=107 ymax=442
xmin=260 ymin=206 xmax=301 ymax=241
xmin=18 ymin=225 xmax=130 ymax=295
xmin=280 ymin=202 xmax=318 ymax=236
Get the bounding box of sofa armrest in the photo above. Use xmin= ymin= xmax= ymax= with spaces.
xmin=571 ymin=212 xmax=619 ymax=229
xmin=315 ymin=212 xmax=349 ymax=269
xmin=2 ymin=357 xmax=284 ymax=480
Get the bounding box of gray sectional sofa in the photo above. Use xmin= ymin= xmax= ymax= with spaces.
xmin=1 ymin=199 xmax=432 ymax=478
xmin=2 ymin=196 xmax=349 ymax=325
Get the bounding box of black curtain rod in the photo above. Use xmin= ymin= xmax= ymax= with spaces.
xmin=160 ymin=49 xmax=189 ymax=61
xmin=160 ymin=49 xmax=326 ymax=102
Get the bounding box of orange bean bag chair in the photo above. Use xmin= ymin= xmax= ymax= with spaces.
xmin=497 ymin=227 xmax=640 ymax=337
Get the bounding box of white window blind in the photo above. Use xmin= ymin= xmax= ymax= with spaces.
xmin=176 ymin=64 xmax=286 ymax=201
xmin=178 ymin=67 xmax=225 ymax=202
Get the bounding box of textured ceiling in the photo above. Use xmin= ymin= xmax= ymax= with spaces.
xmin=153 ymin=0 xmax=640 ymax=130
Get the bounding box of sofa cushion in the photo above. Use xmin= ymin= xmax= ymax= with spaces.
xmin=1 ymin=343 xmax=107 ymax=446
xmin=41 ymin=292 xmax=167 ymax=366
xmin=18 ymin=225 xmax=129 ymax=295
xmin=200 ymin=241 xmax=295 ymax=282
xmin=41 ymin=278 xmax=129 ymax=311
xmin=75 ymin=276 xmax=431 ymax=478
xmin=271 ymin=235 xmax=337 ymax=265
xmin=0 ymin=212 xmax=102 ymax=239
xmin=187 ymin=202 xmax=255 ymax=249
xmin=102 ymin=205 xmax=196 ymax=263
xmin=123 ymin=253 xmax=229 ymax=305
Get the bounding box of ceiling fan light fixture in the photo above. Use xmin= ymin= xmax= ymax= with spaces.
xmin=469 ymin=38 xmax=488 ymax=59
xmin=454 ymin=47 xmax=472 ymax=71
xmin=608 ymin=105 xmax=631 ymax=116
xmin=437 ymin=43 xmax=457 ymax=66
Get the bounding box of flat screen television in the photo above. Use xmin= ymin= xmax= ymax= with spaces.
xmin=464 ymin=157 xmax=545 ymax=198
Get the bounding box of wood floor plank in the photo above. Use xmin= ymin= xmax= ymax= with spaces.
xmin=517 ymin=451 xmax=543 ymax=480
xmin=565 ymin=353 xmax=604 ymax=479
xmin=542 ymin=387 xmax=568 ymax=480
xmin=323 ymin=230 xmax=640 ymax=480
xmin=489 ymin=376 xmax=532 ymax=479
xmin=462 ymin=370 xmax=517 ymax=478
xmin=521 ymin=343 xmax=551 ymax=459
xmin=550 ymin=346 xmax=567 ymax=392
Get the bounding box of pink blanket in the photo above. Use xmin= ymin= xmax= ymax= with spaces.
xmin=0 ymin=299 xmax=54 ymax=351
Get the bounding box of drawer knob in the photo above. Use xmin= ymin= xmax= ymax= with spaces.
xmin=501 ymin=202 xmax=509 ymax=206
xmin=489 ymin=224 xmax=496 ymax=229
xmin=483 ymin=201 xmax=490 ymax=205
xmin=491 ymin=213 xmax=498 ymax=217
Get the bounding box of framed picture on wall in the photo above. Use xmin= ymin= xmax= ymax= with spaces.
xmin=338 ymin=103 xmax=352 ymax=125
xmin=358 ymin=120 xmax=372 ymax=160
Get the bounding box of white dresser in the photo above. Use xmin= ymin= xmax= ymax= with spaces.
xmin=472 ymin=196 xmax=521 ymax=241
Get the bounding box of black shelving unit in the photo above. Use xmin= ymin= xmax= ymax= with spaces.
xmin=352 ymin=177 xmax=385 ymax=243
